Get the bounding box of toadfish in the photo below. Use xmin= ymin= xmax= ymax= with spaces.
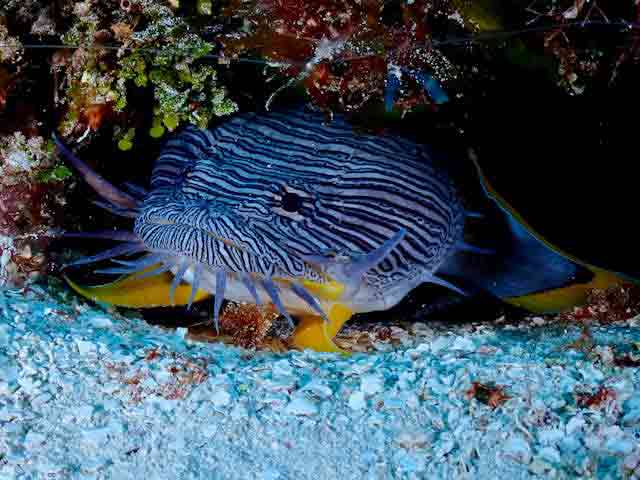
xmin=56 ymin=107 xmax=636 ymax=352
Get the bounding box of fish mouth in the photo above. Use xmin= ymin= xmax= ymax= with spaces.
xmin=64 ymin=212 xmax=465 ymax=330
xmin=62 ymin=219 xmax=406 ymax=334
xmin=65 ymin=216 xmax=334 ymax=330
xmin=205 ymin=231 xmax=251 ymax=253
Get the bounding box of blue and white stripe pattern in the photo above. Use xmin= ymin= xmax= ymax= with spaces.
xmin=64 ymin=108 xmax=467 ymax=330
xmin=141 ymin=108 xmax=463 ymax=277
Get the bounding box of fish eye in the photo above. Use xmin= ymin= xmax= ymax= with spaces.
xmin=281 ymin=192 xmax=303 ymax=212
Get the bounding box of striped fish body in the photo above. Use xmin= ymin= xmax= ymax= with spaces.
xmin=136 ymin=109 xmax=466 ymax=316
xmin=59 ymin=107 xmax=637 ymax=352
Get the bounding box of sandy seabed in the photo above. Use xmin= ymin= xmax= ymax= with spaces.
xmin=1 ymin=285 xmax=640 ymax=479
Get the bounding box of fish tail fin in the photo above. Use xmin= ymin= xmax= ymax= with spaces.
xmin=438 ymin=157 xmax=638 ymax=314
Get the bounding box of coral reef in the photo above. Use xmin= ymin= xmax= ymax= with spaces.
xmin=219 ymin=0 xmax=461 ymax=114
xmin=186 ymin=302 xmax=282 ymax=351
xmin=54 ymin=0 xmax=237 ymax=143
xmin=558 ymin=284 xmax=640 ymax=324
xmin=0 ymin=133 xmax=68 ymax=287
xmin=524 ymin=0 xmax=640 ymax=93
xmin=0 ymin=23 xmax=22 ymax=64
xmin=0 ymin=0 xmax=243 ymax=286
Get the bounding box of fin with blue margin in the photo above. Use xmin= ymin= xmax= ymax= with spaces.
xmin=438 ymin=157 xmax=638 ymax=314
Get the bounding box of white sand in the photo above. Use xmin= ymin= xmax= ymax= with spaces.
xmin=1 ymin=285 xmax=640 ymax=479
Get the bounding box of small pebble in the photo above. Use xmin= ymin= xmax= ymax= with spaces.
xmin=503 ymin=437 xmax=532 ymax=464
xmin=396 ymin=431 xmax=429 ymax=450
xmin=360 ymin=374 xmax=384 ymax=396
xmin=285 ymin=397 xmax=318 ymax=416
xmin=75 ymin=340 xmax=96 ymax=355
xmin=348 ymin=391 xmax=366 ymax=410
xmin=24 ymin=431 xmax=47 ymax=449
xmin=90 ymin=316 xmax=113 ymax=328
xmin=210 ymin=388 xmax=232 ymax=407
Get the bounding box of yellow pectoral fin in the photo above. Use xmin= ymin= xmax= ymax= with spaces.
xmin=300 ymin=279 xmax=346 ymax=301
xmin=505 ymin=267 xmax=627 ymax=314
xmin=64 ymin=264 xmax=211 ymax=308
xmin=291 ymin=304 xmax=353 ymax=354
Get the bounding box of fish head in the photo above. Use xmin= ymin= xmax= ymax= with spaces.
xmin=133 ymin=114 xmax=466 ymax=316
xmin=57 ymin=109 xmax=467 ymax=351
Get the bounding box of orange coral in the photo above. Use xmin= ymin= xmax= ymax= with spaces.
xmin=559 ymin=285 xmax=640 ymax=324
xmin=219 ymin=302 xmax=279 ymax=349
xmin=86 ymin=103 xmax=113 ymax=131
xmin=576 ymin=386 xmax=616 ymax=409
xmin=186 ymin=302 xmax=280 ymax=349
xmin=466 ymin=382 xmax=511 ymax=409
xmin=111 ymin=23 xmax=134 ymax=43
xmin=220 ymin=0 xmax=449 ymax=113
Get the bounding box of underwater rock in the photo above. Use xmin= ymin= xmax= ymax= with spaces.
xmin=502 ymin=436 xmax=532 ymax=464
xmin=284 ymin=396 xmax=319 ymax=416
xmin=348 ymin=391 xmax=367 ymax=410
xmin=0 ymin=132 xmax=67 ymax=286
xmin=0 ymin=23 xmax=22 ymax=63
xmin=220 ymin=0 xmax=460 ymax=113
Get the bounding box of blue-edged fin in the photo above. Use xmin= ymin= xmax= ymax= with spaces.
xmin=467 ymin=158 xmax=638 ymax=313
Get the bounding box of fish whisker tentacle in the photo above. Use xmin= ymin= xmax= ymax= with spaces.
xmin=262 ymin=277 xmax=295 ymax=328
xmin=122 ymin=182 xmax=148 ymax=200
xmin=95 ymin=254 xmax=170 ymax=276
xmin=53 ymin=134 xmax=140 ymax=210
xmin=213 ymin=269 xmax=227 ymax=334
xmin=169 ymin=259 xmax=191 ymax=306
xmin=347 ymin=228 xmax=407 ymax=278
xmin=110 ymin=253 xmax=167 ymax=270
xmin=131 ymin=261 xmax=175 ymax=280
xmin=62 ymin=230 xmax=141 ymax=242
xmin=299 ymin=228 xmax=407 ymax=284
xmin=63 ymin=242 xmax=146 ymax=269
xmin=241 ymin=273 xmax=262 ymax=305
xmin=290 ymin=282 xmax=329 ymax=322
xmin=455 ymin=241 xmax=495 ymax=255
xmin=187 ymin=263 xmax=203 ymax=310
xmin=92 ymin=200 xmax=140 ymax=219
